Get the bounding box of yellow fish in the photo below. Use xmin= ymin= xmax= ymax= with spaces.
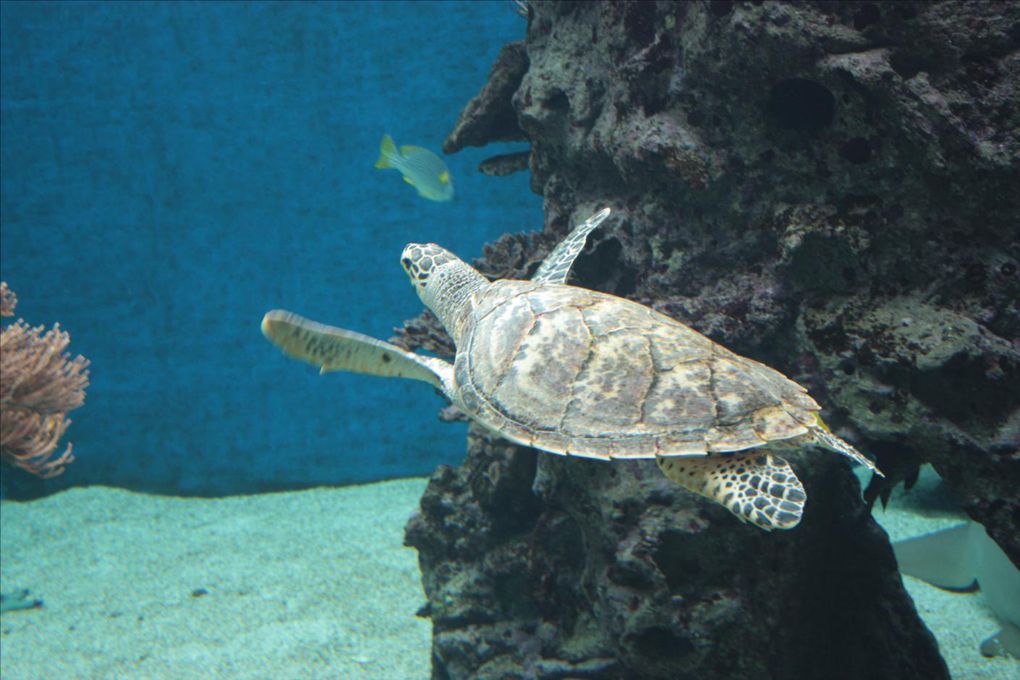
xmin=374 ymin=134 xmax=454 ymax=202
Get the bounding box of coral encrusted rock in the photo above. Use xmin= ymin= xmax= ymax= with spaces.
xmin=402 ymin=1 xmax=1018 ymax=678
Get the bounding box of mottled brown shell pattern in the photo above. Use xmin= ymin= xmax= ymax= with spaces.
xmin=454 ymin=280 xmax=821 ymax=460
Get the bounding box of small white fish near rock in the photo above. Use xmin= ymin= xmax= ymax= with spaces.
xmin=374 ymin=134 xmax=454 ymax=202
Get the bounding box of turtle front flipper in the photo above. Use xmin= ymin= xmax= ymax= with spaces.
xmin=531 ymin=207 xmax=611 ymax=284
xmin=657 ymin=452 xmax=806 ymax=531
xmin=261 ymin=310 xmax=454 ymax=393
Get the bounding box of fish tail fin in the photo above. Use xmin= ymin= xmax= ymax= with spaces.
xmin=374 ymin=134 xmax=397 ymax=169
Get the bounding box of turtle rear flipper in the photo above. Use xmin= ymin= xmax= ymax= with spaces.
xmin=261 ymin=310 xmax=454 ymax=392
xmin=811 ymin=424 xmax=883 ymax=476
xmin=657 ymin=452 xmax=806 ymax=531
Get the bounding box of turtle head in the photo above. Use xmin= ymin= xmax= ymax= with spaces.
xmin=401 ymin=243 xmax=487 ymax=345
xmin=401 ymin=244 xmax=458 ymax=297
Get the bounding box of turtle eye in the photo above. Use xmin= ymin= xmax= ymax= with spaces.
xmin=401 ymin=257 xmax=412 ymax=269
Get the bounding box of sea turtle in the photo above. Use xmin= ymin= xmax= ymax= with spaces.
xmin=262 ymin=208 xmax=882 ymax=530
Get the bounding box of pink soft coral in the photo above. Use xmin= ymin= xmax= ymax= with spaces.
xmin=0 ymin=282 xmax=89 ymax=477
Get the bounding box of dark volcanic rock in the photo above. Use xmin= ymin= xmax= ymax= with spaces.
xmin=405 ymin=428 xmax=946 ymax=680
xmin=478 ymin=151 xmax=531 ymax=177
xmin=403 ymin=1 xmax=1019 ymax=677
xmin=444 ymin=41 xmax=529 ymax=153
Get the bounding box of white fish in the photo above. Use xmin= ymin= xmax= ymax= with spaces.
xmin=894 ymin=521 xmax=1020 ymax=659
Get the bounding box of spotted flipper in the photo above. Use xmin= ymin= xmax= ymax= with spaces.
xmin=261 ymin=310 xmax=454 ymax=393
xmin=531 ymin=207 xmax=611 ymax=284
xmin=657 ymin=452 xmax=806 ymax=530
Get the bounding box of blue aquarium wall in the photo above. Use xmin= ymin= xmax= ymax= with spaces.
xmin=0 ymin=1 xmax=541 ymax=495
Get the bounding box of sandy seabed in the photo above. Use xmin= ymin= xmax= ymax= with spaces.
xmin=1 ymin=469 xmax=1016 ymax=679
xmin=1 ymin=479 xmax=431 ymax=679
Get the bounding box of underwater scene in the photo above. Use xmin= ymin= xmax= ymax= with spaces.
xmin=1 ymin=1 xmax=1017 ymax=679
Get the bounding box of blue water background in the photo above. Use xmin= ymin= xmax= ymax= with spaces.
xmin=0 ymin=1 xmax=540 ymax=495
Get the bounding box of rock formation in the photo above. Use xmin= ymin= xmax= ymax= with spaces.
xmin=400 ymin=1 xmax=1018 ymax=677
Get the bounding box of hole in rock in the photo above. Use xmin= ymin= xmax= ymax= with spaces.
xmin=709 ymin=1 xmax=733 ymax=17
xmin=767 ymin=78 xmax=835 ymax=133
xmin=633 ymin=626 xmax=694 ymax=660
xmin=839 ymin=137 xmax=872 ymax=164
xmin=545 ymin=91 xmax=569 ymax=113
xmin=853 ymin=3 xmax=880 ymax=30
